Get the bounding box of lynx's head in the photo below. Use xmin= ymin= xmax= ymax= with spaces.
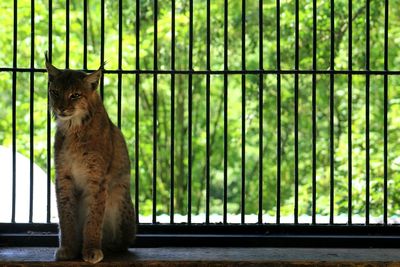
xmin=45 ymin=53 xmax=103 ymax=126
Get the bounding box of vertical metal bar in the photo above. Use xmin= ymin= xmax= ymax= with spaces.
xmin=152 ymin=0 xmax=158 ymax=224
xmin=258 ymin=0 xmax=264 ymax=224
xmin=100 ymin=0 xmax=105 ymax=99
xmin=329 ymin=0 xmax=335 ymax=225
xmin=187 ymin=0 xmax=193 ymax=224
xmin=294 ymin=0 xmax=299 ymax=224
xmin=83 ymin=0 xmax=88 ymax=70
xmin=47 ymin=0 xmax=53 ymax=223
xmin=117 ymin=0 xmax=123 ymax=129
xmin=365 ymin=0 xmax=370 ymax=225
xmin=347 ymin=0 xmax=353 ymax=225
xmin=135 ymin=0 xmax=140 ymax=224
xmin=11 ymin=0 xmax=17 ymax=223
xmin=29 ymin=0 xmax=35 ymax=223
xmin=383 ymin=0 xmax=389 ymax=225
xmin=223 ymin=0 xmax=229 ymax=224
xmin=241 ymin=0 xmax=246 ymax=225
xmin=205 ymin=0 xmax=211 ymax=224
xmin=311 ymin=0 xmax=317 ymax=225
xmin=170 ymin=0 xmax=176 ymax=224
xmin=276 ymin=0 xmax=281 ymax=225
xmin=65 ymin=0 xmax=70 ymax=69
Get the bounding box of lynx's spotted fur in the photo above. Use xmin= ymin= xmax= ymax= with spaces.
xmin=46 ymin=54 xmax=136 ymax=264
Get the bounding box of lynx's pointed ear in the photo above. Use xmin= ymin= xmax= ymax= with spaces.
xmin=84 ymin=67 xmax=102 ymax=90
xmin=45 ymin=51 xmax=61 ymax=82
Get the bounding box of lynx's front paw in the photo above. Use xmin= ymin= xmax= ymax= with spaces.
xmin=55 ymin=246 xmax=79 ymax=261
xmin=82 ymin=248 xmax=104 ymax=264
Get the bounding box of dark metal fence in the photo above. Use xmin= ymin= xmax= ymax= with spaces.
xmin=1 ymin=0 xmax=400 ymax=247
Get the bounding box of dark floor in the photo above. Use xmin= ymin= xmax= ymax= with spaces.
xmin=1 ymin=247 xmax=400 ymax=266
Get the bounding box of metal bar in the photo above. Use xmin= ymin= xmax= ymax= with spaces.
xmin=65 ymin=0 xmax=70 ymax=69
xmin=383 ymin=0 xmax=389 ymax=225
xmin=205 ymin=0 xmax=211 ymax=224
xmin=276 ymin=0 xmax=281 ymax=225
xmin=6 ymin=223 xmax=400 ymax=235
xmin=329 ymin=0 xmax=335 ymax=225
xmin=83 ymin=0 xmax=87 ymax=70
xmin=258 ymin=0 xmax=264 ymax=224
xmin=294 ymin=0 xmax=299 ymax=224
xmin=117 ymin=0 xmax=123 ymax=128
xmin=11 ymin=0 xmax=17 ymax=224
xmin=365 ymin=0 xmax=370 ymax=225
xmin=152 ymin=0 xmax=158 ymax=224
xmin=2 ymin=68 xmax=400 ymax=76
xmin=241 ymin=0 xmax=246 ymax=225
xmin=5 ymin=223 xmax=400 ymax=248
xmin=47 ymin=0 xmax=53 ymax=223
xmin=347 ymin=0 xmax=353 ymax=225
xmin=135 ymin=0 xmax=140 ymax=224
xmin=187 ymin=0 xmax=193 ymax=224
xmin=7 ymin=232 xmax=400 ymax=248
xmin=29 ymin=0 xmax=35 ymax=223
xmin=223 ymin=0 xmax=229 ymax=224
xmin=312 ymin=0 xmax=317 ymax=225
xmin=170 ymin=0 xmax=176 ymax=224
xmin=100 ymin=0 xmax=105 ymax=99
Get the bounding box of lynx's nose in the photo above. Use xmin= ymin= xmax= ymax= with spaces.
xmin=59 ymin=111 xmax=67 ymax=117
xmin=55 ymin=108 xmax=68 ymax=117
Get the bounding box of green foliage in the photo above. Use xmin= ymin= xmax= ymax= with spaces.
xmin=1 ymin=0 xmax=400 ymax=222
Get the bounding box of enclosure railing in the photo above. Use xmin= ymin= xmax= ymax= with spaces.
xmin=1 ymin=0 xmax=400 ymax=247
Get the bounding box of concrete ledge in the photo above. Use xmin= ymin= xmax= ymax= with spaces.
xmin=1 ymin=247 xmax=400 ymax=266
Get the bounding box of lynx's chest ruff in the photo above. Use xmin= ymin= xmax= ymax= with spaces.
xmin=58 ymin=142 xmax=91 ymax=191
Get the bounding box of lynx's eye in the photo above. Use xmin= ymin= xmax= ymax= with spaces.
xmin=70 ymin=93 xmax=81 ymax=100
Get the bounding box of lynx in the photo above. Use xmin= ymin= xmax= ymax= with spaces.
xmin=45 ymin=54 xmax=136 ymax=264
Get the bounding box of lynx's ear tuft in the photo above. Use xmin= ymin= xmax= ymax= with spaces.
xmin=45 ymin=51 xmax=61 ymax=82
xmin=99 ymin=60 xmax=107 ymax=71
xmin=84 ymin=68 xmax=102 ymax=90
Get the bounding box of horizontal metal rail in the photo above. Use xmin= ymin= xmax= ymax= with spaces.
xmin=2 ymin=223 xmax=400 ymax=248
xmin=1 ymin=68 xmax=400 ymax=75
